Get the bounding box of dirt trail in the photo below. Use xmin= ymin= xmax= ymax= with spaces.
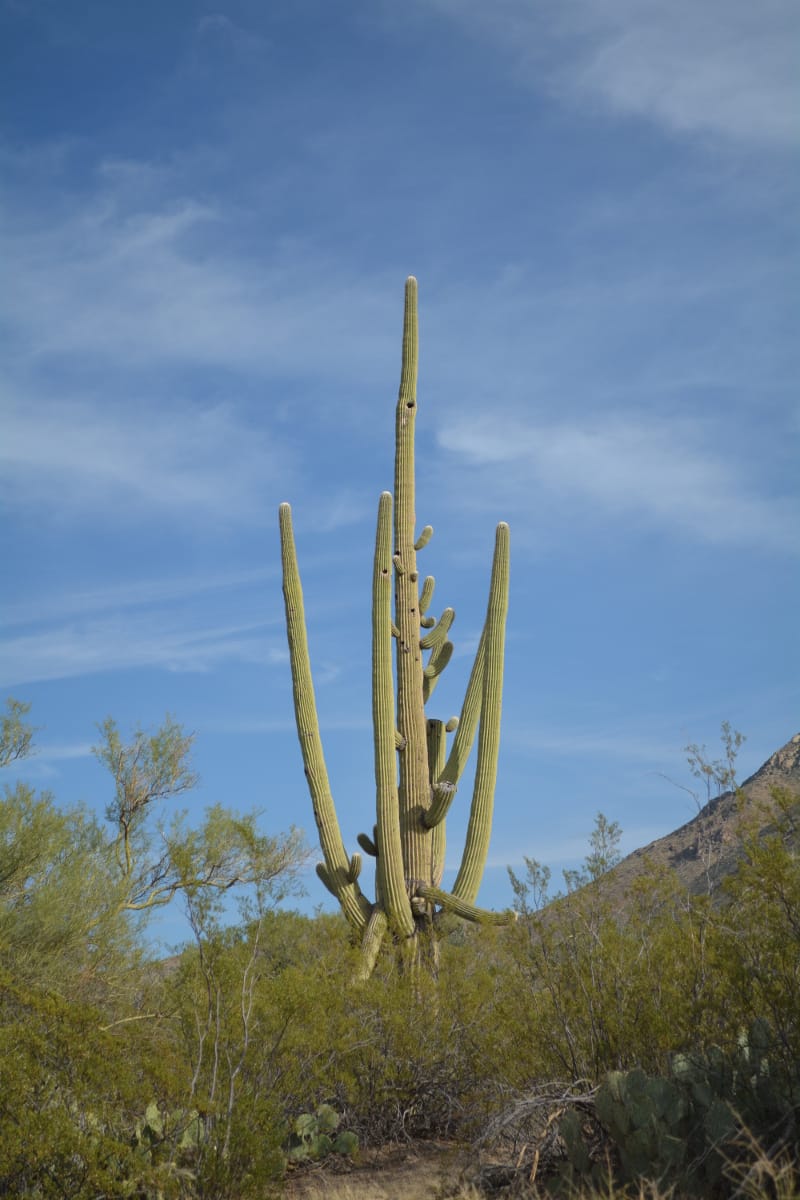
xmin=284 ymin=1141 xmax=471 ymax=1199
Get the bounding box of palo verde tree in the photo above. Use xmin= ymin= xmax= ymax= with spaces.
xmin=0 ymin=702 xmax=306 ymax=993
xmin=279 ymin=277 xmax=513 ymax=978
xmin=93 ymin=715 xmax=307 ymax=924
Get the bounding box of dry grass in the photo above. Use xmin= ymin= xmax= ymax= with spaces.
xmin=282 ymin=1133 xmax=800 ymax=1200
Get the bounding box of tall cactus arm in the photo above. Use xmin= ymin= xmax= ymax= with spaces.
xmin=372 ymin=492 xmax=415 ymax=936
xmin=393 ymin=276 xmax=432 ymax=885
xmin=419 ymin=576 xmax=435 ymax=614
xmin=426 ymin=719 xmax=447 ymax=887
xmin=421 ymin=633 xmax=484 ymax=832
xmin=419 ymin=576 xmax=436 ymax=627
xmin=452 ymin=522 xmax=510 ymax=903
xmin=279 ymin=502 xmax=371 ymax=932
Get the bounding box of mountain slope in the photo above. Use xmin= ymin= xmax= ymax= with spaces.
xmin=608 ymin=732 xmax=800 ymax=900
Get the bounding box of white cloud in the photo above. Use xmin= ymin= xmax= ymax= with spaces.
xmin=504 ymin=724 xmax=679 ymax=763
xmin=0 ymin=149 xmax=404 ymax=527
xmin=0 ymin=613 xmax=287 ymax=688
xmin=438 ymin=415 xmax=799 ymax=553
xmin=0 ymin=391 xmax=286 ymax=521
xmin=2 ymin=568 xmax=278 ymax=628
xmin=0 ymin=161 xmax=396 ymax=378
xmin=31 ymin=741 xmax=94 ymax=763
xmin=425 ymin=0 xmax=799 ymax=147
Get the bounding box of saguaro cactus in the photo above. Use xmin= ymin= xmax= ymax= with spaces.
xmin=279 ymin=277 xmax=512 ymax=977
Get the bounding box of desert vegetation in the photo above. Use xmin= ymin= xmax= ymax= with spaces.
xmin=2 ymin=282 xmax=799 ymax=1196
xmin=1 ymin=698 xmax=798 ymax=1198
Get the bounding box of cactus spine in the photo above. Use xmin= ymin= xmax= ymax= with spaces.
xmin=279 ymin=277 xmax=513 ymax=976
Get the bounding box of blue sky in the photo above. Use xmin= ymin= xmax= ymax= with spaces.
xmin=2 ymin=0 xmax=798 ymax=946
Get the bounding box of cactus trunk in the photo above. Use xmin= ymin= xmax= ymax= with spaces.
xmin=279 ymin=277 xmax=515 ymax=978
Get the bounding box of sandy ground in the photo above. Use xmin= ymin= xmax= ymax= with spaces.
xmin=284 ymin=1140 xmax=472 ymax=1200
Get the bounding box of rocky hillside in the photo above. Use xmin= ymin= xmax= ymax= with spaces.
xmin=607 ymin=732 xmax=800 ymax=900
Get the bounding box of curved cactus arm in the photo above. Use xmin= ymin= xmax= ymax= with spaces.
xmin=279 ymin=502 xmax=371 ymax=933
xmin=422 ymin=641 xmax=453 ymax=703
xmin=414 ymin=525 xmax=433 ymax=551
xmin=355 ymin=906 xmax=388 ymax=982
xmin=372 ymin=492 xmax=415 ymax=936
xmin=421 ymin=631 xmax=483 ymax=826
xmin=452 ymin=522 xmax=510 ymax=903
xmin=315 ymin=862 xmax=337 ymax=897
xmin=435 ymin=628 xmax=485 ymax=798
xmin=357 ymin=831 xmax=377 ymax=857
xmin=420 ymin=607 xmax=455 ymax=651
xmin=347 ymin=853 xmax=362 ymax=883
xmin=419 ymin=575 xmax=435 ymax=615
xmin=426 ymin=719 xmax=447 ymax=886
xmin=416 ymin=884 xmax=517 ymax=926
xmin=423 ymin=780 xmax=456 ymax=830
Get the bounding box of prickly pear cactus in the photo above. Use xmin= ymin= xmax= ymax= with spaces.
xmin=594 ymin=1068 xmax=689 ymax=1184
xmin=569 ymin=1019 xmax=800 ymax=1196
xmin=286 ymin=1105 xmax=358 ymax=1164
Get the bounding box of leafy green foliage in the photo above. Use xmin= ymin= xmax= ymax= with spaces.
xmin=685 ymin=720 xmax=745 ymax=803
xmin=1 ymin=706 xmax=796 ymax=1199
xmin=93 ymin=715 xmax=308 ymax=919
xmin=0 ymin=697 xmax=36 ymax=766
xmin=0 ymin=970 xmax=186 ymax=1199
xmin=502 ymin=815 xmax=709 ymax=1081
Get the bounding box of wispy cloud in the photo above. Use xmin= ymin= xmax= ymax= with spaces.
xmin=0 ymin=146 xmax=405 ymax=525
xmin=0 ymin=613 xmax=287 ymax=688
xmin=0 ymin=390 xmax=287 ymax=522
xmin=503 ymin=723 xmax=679 ymax=765
xmin=0 ymin=738 xmax=96 ymax=785
xmin=425 ymin=0 xmax=799 ymax=147
xmin=438 ymin=415 xmax=799 ymax=554
xmin=0 ymin=154 xmax=397 ymax=379
xmin=3 ymin=568 xmax=278 ymax=629
xmin=31 ymin=741 xmax=95 ymax=763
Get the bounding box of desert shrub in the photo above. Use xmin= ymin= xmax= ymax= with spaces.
xmin=550 ymin=1020 xmax=800 ymax=1198
xmin=166 ymin=910 xmax=346 ymax=1196
xmin=493 ymin=856 xmax=717 ymax=1085
xmin=0 ymin=971 xmax=185 ymax=1199
xmin=206 ymin=916 xmax=506 ymax=1148
xmin=707 ymin=787 xmax=800 ymax=1070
